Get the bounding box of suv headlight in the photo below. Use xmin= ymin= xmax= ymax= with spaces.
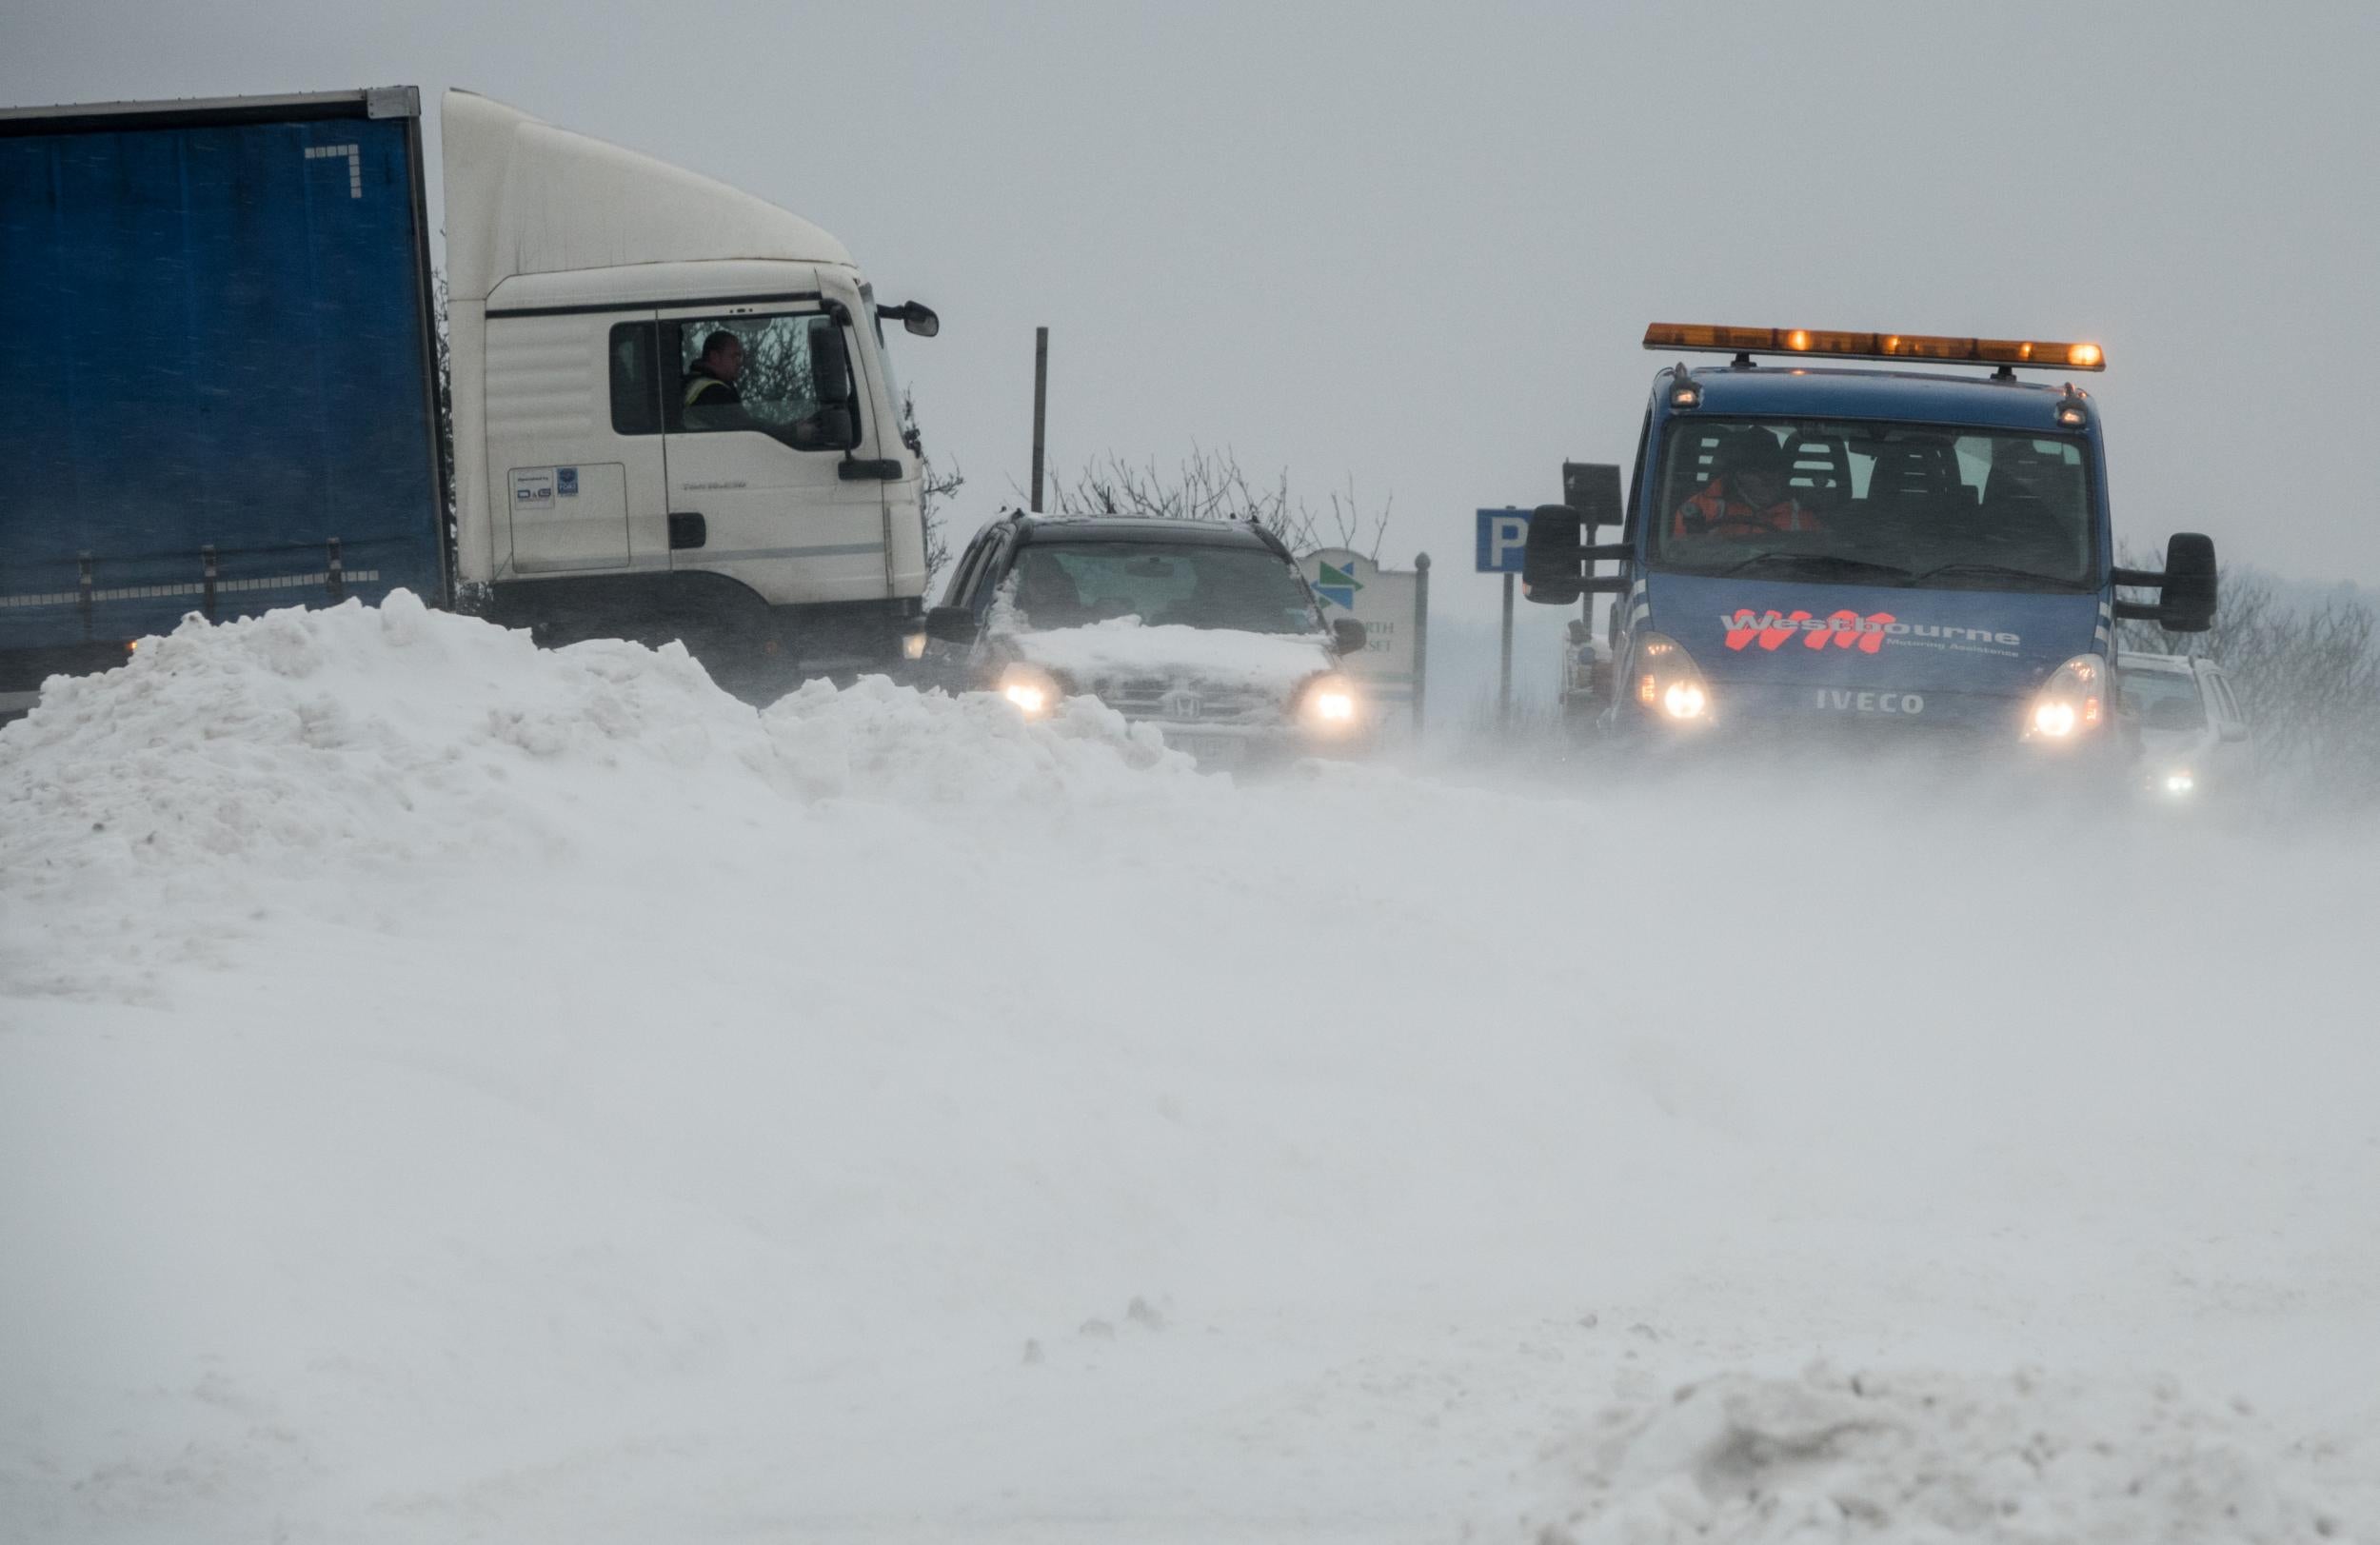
xmin=1297 ymin=672 xmax=1361 ymax=731
xmin=1632 ymin=632 xmax=1713 ymax=723
xmin=998 ymin=662 xmax=1061 ymax=719
xmin=2025 ymin=653 xmax=2108 ymax=742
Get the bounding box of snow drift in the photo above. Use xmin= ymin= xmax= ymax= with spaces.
xmin=1524 ymin=1366 xmax=2349 ymax=1544
xmin=3 ymin=597 xmax=2376 ymax=1543
xmin=1 ymin=591 xmax=1193 ymax=870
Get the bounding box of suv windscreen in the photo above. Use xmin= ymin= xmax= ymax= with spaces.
xmin=1005 ymin=542 xmax=1323 ymax=634
xmin=1649 ymin=418 xmax=2095 ymax=590
xmin=2121 ymin=667 xmax=2206 ymax=728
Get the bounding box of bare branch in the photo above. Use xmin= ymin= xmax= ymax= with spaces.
xmin=1040 ymin=446 xmax=1392 ymax=558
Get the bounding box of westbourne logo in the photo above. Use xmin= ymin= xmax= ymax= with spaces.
xmin=1723 ymin=608 xmax=1894 ymax=652
xmin=1719 ymin=608 xmax=2022 ymax=654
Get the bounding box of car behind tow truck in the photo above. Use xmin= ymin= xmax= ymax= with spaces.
xmin=921 ymin=511 xmax=1371 ymax=770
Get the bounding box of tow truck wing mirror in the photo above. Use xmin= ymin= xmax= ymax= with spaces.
xmin=2112 ymin=532 xmax=2217 ymax=635
xmin=1562 ymin=461 xmax=1623 ymax=527
xmin=925 ymin=605 xmax=979 ymax=644
xmin=2158 ymin=533 xmax=2217 ymax=633
xmin=1522 ymin=504 xmax=1633 ymax=604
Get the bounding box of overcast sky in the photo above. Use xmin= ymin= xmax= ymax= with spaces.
xmin=10 ymin=2 xmax=2376 ymax=619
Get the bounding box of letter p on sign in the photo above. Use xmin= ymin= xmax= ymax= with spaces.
xmin=1477 ymin=508 xmax=1532 ymax=573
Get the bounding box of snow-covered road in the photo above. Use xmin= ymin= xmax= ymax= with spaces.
xmin=3 ymin=596 xmax=2374 ymax=1542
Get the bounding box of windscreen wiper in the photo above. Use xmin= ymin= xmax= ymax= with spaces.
xmin=1904 ymin=561 xmax=2089 ymax=590
xmin=1701 ymin=551 xmax=1914 ymax=582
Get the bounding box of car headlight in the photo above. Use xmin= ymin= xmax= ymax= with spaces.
xmin=997 ymin=662 xmax=1061 ymax=719
xmin=1632 ymin=632 xmax=1713 ymax=723
xmin=2164 ymin=769 xmax=2196 ymax=796
xmin=2025 ymin=653 xmax=2108 ymax=742
xmin=1298 ymin=672 xmax=1361 ymax=731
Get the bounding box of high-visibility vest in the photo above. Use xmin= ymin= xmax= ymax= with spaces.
xmin=684 ymin=373 xmax=734 ymax=407
xmin=1671 ymin=479 xmax=1819 ymax=539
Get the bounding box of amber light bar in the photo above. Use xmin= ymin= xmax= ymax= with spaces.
xmin=1644 ymin=324 xmax=2105 ymax=371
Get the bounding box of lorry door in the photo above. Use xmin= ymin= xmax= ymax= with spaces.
xmin=656 ymin=304 xmax=890 ymax=605
xmin=484 ymin=310 xmax=642 ymax=573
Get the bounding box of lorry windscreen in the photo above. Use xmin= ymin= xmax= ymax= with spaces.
xmin=1649 ymin=418 xmax=2095 ymax=592
xmin=1007 ymin=543 xmax=1324 ymax=634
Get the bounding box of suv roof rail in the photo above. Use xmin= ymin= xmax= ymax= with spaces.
xmin=1246 ymin=518 xmax=1293 ymax=560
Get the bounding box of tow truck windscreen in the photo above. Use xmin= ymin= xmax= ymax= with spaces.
xmin=1008 ymin=544 xmax=1323 ymax=633
xmin=1651 ymin=420 xmax=2095 ymax=592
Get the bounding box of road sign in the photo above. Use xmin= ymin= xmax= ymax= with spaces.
xmin=1313 ymin=555 xmax=1364 ymax=610
xmin=1476 ymin=507 xmax=1531 ymax=573
xmin=1300 ymin=547 xmax=1427 ymax=735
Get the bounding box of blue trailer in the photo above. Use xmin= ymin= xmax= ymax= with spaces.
xmin=1523 ymin=323 xmax=2217 ymax=769
xmin=0 ymin=88 xmax=448 ymax=712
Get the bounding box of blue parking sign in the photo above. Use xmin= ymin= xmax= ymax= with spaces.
xmin=1476 ymin=508 xmax=1531 ymax=573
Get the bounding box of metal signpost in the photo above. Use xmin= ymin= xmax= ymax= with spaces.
xmin=1301 ymin=548 xmax=1430 ymax=739
xmin=1476 ymin=507 xmax=1531 ymax=727
xmin=1030 ymin=327 xmax=1048 ymax=510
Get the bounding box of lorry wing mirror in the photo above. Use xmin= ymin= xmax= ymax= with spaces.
xmin=2112 ymin=533 xmax=2217 ymax=634
xmin=925 ymin=605 xmax=979 ymax=644
xmin=1522 ymin=504 xmax=1633 ymax=604
xmin=879 ymin=301 xmax=940 ymax=339
xmin=1331 ymin=618 xmax=1368 ymax=654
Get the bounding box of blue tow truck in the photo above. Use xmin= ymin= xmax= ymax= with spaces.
xmin=1524 ymin=324 xmax=2215 ymax=763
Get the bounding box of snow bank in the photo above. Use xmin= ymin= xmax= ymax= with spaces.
xmin=760 ymin=672 xmax=1190 ymax=805
xmin=1008 ymin=614 xmax=1335 ymax=692
xmin=1521 ymin=1366 xmax=2350 ymax=1544
xmin=6 ymin=594 xmax=2380 ymax=1543
xmin=0 ymin=592 xmax=1194 ymax=881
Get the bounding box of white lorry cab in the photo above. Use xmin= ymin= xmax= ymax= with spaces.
xmin=442 ymin=90 xmax=939 ymax=679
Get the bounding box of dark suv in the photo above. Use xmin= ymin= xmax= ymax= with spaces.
xmin=922 ymin=513 xmax=1369 ymax=768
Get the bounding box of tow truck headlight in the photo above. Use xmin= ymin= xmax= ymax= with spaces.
xmin=2025 ymin=653 xmax=2108 ymax=742
xmin=1633 ymin=632 xmax=1713 ymax=723
xmin=1298 ymin=672 xmax=1361 ymax=730
xmin=2164 ymin=769 xmax=2196 ymax=796
xmin=998 ymin=663 xmax=1061 ymax=719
